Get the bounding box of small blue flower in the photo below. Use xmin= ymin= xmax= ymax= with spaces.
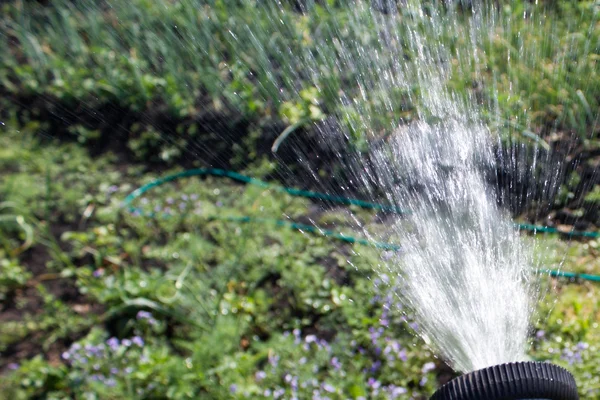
xmin=536 ymin=330 xmax=545 ymax=339
xmin=322 ymin=383 xmax=335 ymax=393
xmin=132 ymin=336 xmax=144 ymax=347
xmin=330 ymin=357 xmax=342 ymax=370
xmin=255 ymin=370 xmax=266 ymax=381
xmin=422 ymin=361 xmax=436 ymax=373
xmin=229 ymin=384 xmax=237 ymax=393
xmin=106 ymin=337 xmax=120 ymax=351
xmin=268 ymin=353 xmax=280 ymax=367
xmin=368 ymin=378 xmax=381 ymax=389
xmin=390 ymin=385 xmax=408 ymax=397
xmin=577 ymin=342 xmax=589 ymax=350
xmin=137 ymin=311 xmax=152 ymax=319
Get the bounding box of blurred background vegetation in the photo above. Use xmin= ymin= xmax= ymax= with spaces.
xmin=1 ymin=0 xmax=600 ymax=398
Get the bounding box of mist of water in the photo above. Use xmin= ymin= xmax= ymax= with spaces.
xmin=281 ymin=0 xmax=560 ymax=371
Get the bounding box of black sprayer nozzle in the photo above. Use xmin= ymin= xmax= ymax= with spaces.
xmin=430 ymin=361 xmax=579 ymax=400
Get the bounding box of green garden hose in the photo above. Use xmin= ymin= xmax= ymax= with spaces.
xmin=123 ymin=168 xmax=600 ymax=283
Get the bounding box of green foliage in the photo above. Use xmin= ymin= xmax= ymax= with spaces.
xmin=1 ymin=0 xmax=600 ymax=398
xmin=0 ymin=254 xmax=31 ymax=302
xmin=3 ymin=0 xmax=596 ymax=154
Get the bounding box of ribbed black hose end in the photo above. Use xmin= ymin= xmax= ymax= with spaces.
xmin=430 ymin=361 xmax=579 ymax=400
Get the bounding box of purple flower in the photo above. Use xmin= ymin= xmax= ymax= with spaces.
xmin=110 ymin=367 xmax=119 ymax=375
xmin=577 ymin=342 xmax=589 ymax=350
xmin=62 ymin=351 xmax=70 ymax=360
xmin=330 ymin=357 xmax=342 ymax=370
xmin=125 ymin=367 xmax=134 ymax=374
xmin=322 ymin=383 xmax=335 ymax=393
xmin=370 ymin=360 xmax=381 ymax=372
xmin=106 ymin=337 xmax=120 ymax=351
xmin=121 ymin=339 xmax=132 ymax=347
xmin=190 ymin=194 xmax=199 ymax=201
xmin=132 ymin=336 xmax=144 ymax=347
xmin=420 ymin=377 xmax=428 ymax=386
xmin=390 ymin=385 xmax=408 ymax=397
xmin=105 ymin=377 xmax=117 ymax=387
xmin=166 ymin=197 xmax=174 ymax=204
xmin=397 ymin=348 xmax=408 ymax=362
xmin=179 ymin=202 xmax=186 ymax=210
xmin=290 ymin=376 xmax=299 ymax=391
xmin=85 ymin=344 xmax=102 ymax=357
xmin=536 ymin=330 xmax=545 ymax=339
xmin=154 ymin=205 xmax=162 ymax=213
xmin=268 ymin=353 xmax=280 ymax=367
xmin=107 ymin=185 xmax=119 ymax=194
xmin=229 ymin=384 xmax=237 ymax=393
xmin=368 ymin=378 xmax=381 ymax=389
xmin=181 ymin=194 xmax=189 ymax=201
xmin=7 ymin=363 xmax=19 ymax=370
xmin=216 ymin=201 xmax=223 ymax=207
xmin=137 ymin=311 xmax=152 ymax=320
xmin=255 ymin=371 xmax=267 ymax=381
xmin=93 ymin=269 xmax=104 ymax=278
xmin=422 ymin=361 xmax=436 ymax=373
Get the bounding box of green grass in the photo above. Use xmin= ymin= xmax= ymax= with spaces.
xmin=1 ymin=0 xmax=597 ymax=150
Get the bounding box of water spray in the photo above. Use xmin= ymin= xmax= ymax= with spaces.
xmin=430 ymin=361 xmax=579 ymax=400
